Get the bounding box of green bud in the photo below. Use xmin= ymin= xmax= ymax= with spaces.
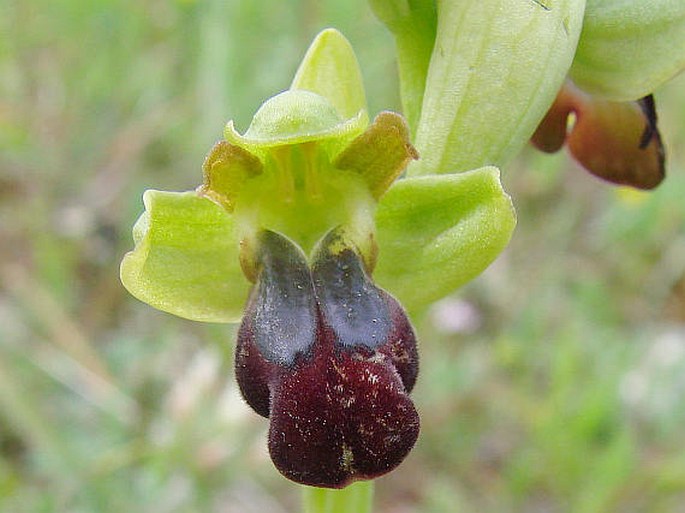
xmin=570 ymin=0 xmax=685 ymax=101
xmin=409 ymin=0 xmax=586 ymax=175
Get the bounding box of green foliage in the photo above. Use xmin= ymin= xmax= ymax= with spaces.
xmin=368 ymin=0 xmax=437 ymax=133
xmin=409 ymin=0 xmax=586 ymax=175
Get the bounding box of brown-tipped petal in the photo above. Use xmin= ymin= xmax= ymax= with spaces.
xmin=530 ymin=84 xmax=580 ymax=153
xmin=198 ymin=141 xmax=263 ymax=212
xmin=333 ymin=111 xmax=418 ymax=199
xmin=568 ymin=94 xmax=665 ymax=190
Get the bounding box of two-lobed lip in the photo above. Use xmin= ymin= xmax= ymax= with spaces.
xmin=235 ymin=228 xmax=419 ymax=488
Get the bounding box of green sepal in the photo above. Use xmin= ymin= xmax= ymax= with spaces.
xmin=410 ymin=0 xmax=586 ymax=175
xmin=120 ymin=190 xmax=249 ymax=323
xmin=290 ymin=28 xmax=368 ymax=120
xmin=334 ymin=111 xmax=418 ymax=199
xmin=368 ymin=0 xmax=437 ymax=135
xmin=570 ymin=0 xmax=685 ymax=101
xmin=224 ymin=29 xmax=370 ymax=160
xmin=374 ymin=167 xmax=516 ymax=312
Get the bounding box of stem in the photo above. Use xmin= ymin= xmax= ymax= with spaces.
xmin=301 ymin=481 xmax=375 ymax=513
xmin=394 ymin=12 xmax=437 ymax=137
xmin=369 ymin=0 xmax=437 ymax=137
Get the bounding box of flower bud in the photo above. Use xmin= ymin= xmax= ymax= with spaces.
xmin=532 ymin=83 xmax=665 ymax=189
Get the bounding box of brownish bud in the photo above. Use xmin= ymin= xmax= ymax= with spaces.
xmin=532 ymin=83 xmax=665 ymax=190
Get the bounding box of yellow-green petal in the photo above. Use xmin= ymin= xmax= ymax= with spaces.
xmin=120 ymin=190 xmax=249 ymax=323
xmin=570 ymin=0 xmax=685 ymax=101
xmin=199 ymin=141 xmax=263 ymax=212
xmin=374 ymin=168 xmax=516 ymax=312
xmin=334 ymin=111 xmax=418 ymax=199
xmin=290 ymin=28 xmax=368 ymax=120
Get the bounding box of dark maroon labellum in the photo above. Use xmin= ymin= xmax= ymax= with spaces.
xmin=235 ymin=228 xmax=419 ymax=488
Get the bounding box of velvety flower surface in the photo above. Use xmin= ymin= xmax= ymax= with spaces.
xmin=236 ymin=228 xmax=419 ymax=487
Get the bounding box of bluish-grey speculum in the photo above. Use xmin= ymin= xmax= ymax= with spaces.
xmin=252 ymin=230 xmax=317 ymax=366
xmin=312 ymin=229 xmax=392 ymax=351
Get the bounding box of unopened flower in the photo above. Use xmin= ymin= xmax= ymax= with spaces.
xmin=372 ymin=0 xmax=685 ymax=187
xmin=531 ymin=1 xmax=685 ymax=188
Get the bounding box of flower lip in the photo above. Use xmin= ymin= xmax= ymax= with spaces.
xmin=267 ymin=333 xmax=420 ymax=488
xmin=531 ymin=83 xmax=666 ymax=190
xmin=234 ymin=227 xmax=420 ymax=487
xmin=225 ymin=89 xmax=368 ymax=150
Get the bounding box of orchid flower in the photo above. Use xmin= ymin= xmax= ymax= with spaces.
xmin=120 ymin=0 xmax=685 ymax=498
xmin=120 ymin=29 xmax=515 ymax=488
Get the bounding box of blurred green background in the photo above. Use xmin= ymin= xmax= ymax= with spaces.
xmin=2 ymin=1 xmax=685 ymax=511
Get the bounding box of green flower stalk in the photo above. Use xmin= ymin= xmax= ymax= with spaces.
xmin=120 ymin=28 xmax=515 ymax=488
